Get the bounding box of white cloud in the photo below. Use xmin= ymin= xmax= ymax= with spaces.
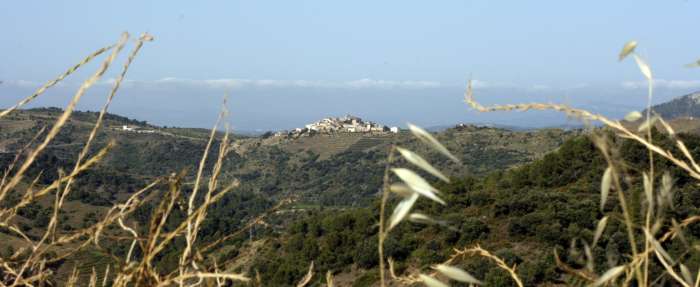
xmin=343 ymin=78 xmax=440 ymax=89
xmin=469 ymin=80 xmax=515 ymax=89
xmin=1 ymin=79 xmax=40 ymax=87
xmin=530 ymin=84 xmax=551 ymax=91
xmin=100 ymin=77 xmax=443 ymax=90
xmin=622 ymin=79 xmax=700 ymax=90
xmin=568 ymin=83 xmax=589 ymax=89
xmin=7 ymin=77 xmax=590 ymax=92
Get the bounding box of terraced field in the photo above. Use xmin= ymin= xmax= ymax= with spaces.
xmin=346 ymin=136 xmax=393 ymax=152
xmin=280 ymin=134 xmax=358 ymax=159
xmin=54 ymin=250 xmax=113 ymax=284
xmin=280 ymin=133 xmax=398 ymax=159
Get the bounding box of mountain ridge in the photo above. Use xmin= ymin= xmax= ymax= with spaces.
xmin=646 ymin=91 xmax=700 ymax=119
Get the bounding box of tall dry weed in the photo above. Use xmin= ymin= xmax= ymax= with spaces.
xmin=0 ymin=32 xmax=254 ymax=287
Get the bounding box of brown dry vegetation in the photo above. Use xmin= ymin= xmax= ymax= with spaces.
xmin=0 ymin=32 xmax=254 ymax=287
xmin=3 ymin=33 xmax=700 ymax=287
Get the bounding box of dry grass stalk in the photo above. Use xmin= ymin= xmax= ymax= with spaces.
xmin=326 ymin=270 xmax=335 ymax=287
xmin=460 ymin=245 xmax=524 ymax=287
xmin=0 ymin=43 xmax=117 ymax=119
xmin=553 ymin=249 xmax=596 ymax=283
xmin=390 ymin=245 xmax=523 ymax=286
xmin=198 ymin=197 xmax=293 ymax=254
xmin=1 ymin=33 xmax=130 ymax=287
xmin=296 ymin=261 xmax=314 ymax=287
xmin=180 ymin=98 xmax=229 ymax=282
xmin=377 ymin=145 xmax=396 ymax=287
xmin=0 ymin=32 xmax=257 ymax=287
xmin=462 ymin=41 xmax=700 ymax=286
xmin=0 ymin=32 xmax=128 ymax=206
xmin=378 ymin=125 xmax=461 ymax=286
xmin=464 ymin=80 xmax=700 ymax=181
xmin=0 ymin=126 xmax=46 ymax=189
xmin=592 ymin=136 xmax=641 ymax=272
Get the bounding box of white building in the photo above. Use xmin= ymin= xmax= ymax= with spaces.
xmin=390 ymin=127 xmax=399 ymax=133
xmin=293 ymin=115 xmax=395 ymax=135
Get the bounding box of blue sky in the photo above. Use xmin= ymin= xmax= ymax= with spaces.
xmin=2 ymin=1 xmax=700 ymax=131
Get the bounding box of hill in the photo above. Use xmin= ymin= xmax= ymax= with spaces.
xmin=621 ymin=92 xmax=700 ymax=135
xmin=245 ymin=131 xmax=700 ymax=286
xmin=1 ymin=109 xmax=578 ymax=207
xmin=646 ymin=91 xmax=700 ymax=119
xmin=0 ymin=108 xmax=578 ymax=284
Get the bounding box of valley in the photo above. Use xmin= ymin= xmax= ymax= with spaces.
xmin=0 ymin=107 xmax=577 ymax=285
xmin=3 ymin=93 xmax=700 ymax=285
xmin=3 ymin=4 xmax=699 ymax=286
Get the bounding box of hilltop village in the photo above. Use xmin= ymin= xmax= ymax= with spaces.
xmin=275 ymin=115 xmax=399 ymax=137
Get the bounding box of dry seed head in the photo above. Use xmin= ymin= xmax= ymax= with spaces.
xmin=408 ymin=213 xmax=437 ymax=225
xmin=643 ymin=172 xmax=653 ymax=210
xmin=632 ymin=54 xmax=653 ymax=80
xmin=432 ymin=264 xmax=483 ymax=284
xmin=637 ymin=115 xmax=659 ymax=132
xmin=396 ymin=147 xmax=450 ymax=182
xmin=593 ymin=216 xmax=608 ymax=246
xmin=419 ymin=274 xmax=449 ymax=287
xmin=660 ymin=172 xmax=674 ymax=210
xmin=593 ymin=265 xmax=626 ymax=287
xmin=652 ymin=218 xmax=665 ymax=234
xmin=583 ymin=242 xmax=594 ymax=272
xmin=657 ymin=115 xmax=677 ymax=136
xmin=391 ymin=168 xmax=446 ymax=205
xmin=296 ymin=261 xmax=315 ymax=287
xmin=600 ymin=166 xmax=612 ymax=211
xmin=685 ymin=58 xmax=700 ymax=68
xmin=388 ymin=193 xmax=419 ymax=231
xmin=624 ymin=111 xmax=643 ymax=122
xmin=407 ymin=123 xmax=461 ymax=164
xmin=645 ymin=228 xmax=675 ymax=264
xmin=661 ymin=172 xmax=673 ymax=195
xmin=619 ymin=40 xmax=637 ymax=61
xmin=140 ymin=33 xmax=155 ymax=41
xmin=326 ymin=271 xmax=335 ymax=287
xmin=680 ymin=264 xmax=694 ymax=286
xmin=389 ymin=183 xmax=414 ymax=197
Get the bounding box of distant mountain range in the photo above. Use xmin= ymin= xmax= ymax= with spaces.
xmin=647 ymin=91 xmax=700 ymax=119
xmin=426 ymin=122 xmax=586 ymax=132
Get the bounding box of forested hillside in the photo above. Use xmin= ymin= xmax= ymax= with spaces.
xmin=0 ymin=108 xmax=578 ymax=284
xmin=246 ymin=130 xmax=700 ymax=286
xmin=0 ymin=108 xmax=575 ymax=209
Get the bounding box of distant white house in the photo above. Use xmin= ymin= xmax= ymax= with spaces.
xmin=292 ymin=115 xmax=396 ymax=135
xmin=390 ymin=127 xmax=399 ymax=133
xmin=120 ymin=125 xmax=156 ymax=134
